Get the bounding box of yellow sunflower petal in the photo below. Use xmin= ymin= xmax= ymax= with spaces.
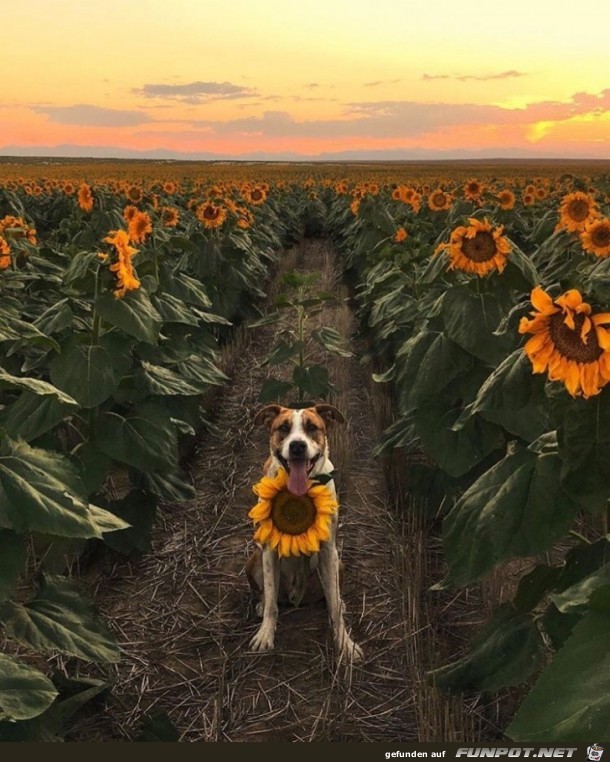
xmin=530 ymin=286 xmax=556 ymax=315
xmin=248 ymin=500 xmax=271 ymax=521
xmin=279 ymin=534 xmax=292 ymax=558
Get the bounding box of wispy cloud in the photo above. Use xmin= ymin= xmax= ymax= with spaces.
xmin=364 ymin=79 xmax=402 ymax=87
xmin=133 ymin=81 xmax=257 ymax=104
xmin=423 ymin=70 xmax=527 ymax=82
xmin=31 ymin=104 xmax=153 ymax=127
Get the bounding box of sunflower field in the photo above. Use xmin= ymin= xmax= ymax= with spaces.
xmin=1 ymin=160 xmax=610 ymax=740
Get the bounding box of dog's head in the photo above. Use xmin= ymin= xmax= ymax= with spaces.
xmin=254 ymin=403 xmax=345 ymax=496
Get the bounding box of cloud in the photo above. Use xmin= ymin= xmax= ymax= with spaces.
xmin=134 ymin=81 xmax=257 ymax=104
xmin=188 ymin=89 xmax=610 ymax=141
xmin=31 ymin=104 xmax=153 ymax=127
xmin=423 ymin=70 xmax=527 ymax=82
xmin=364 ymin=79 xmax=402 ymax=87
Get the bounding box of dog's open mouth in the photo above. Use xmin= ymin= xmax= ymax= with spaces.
xmin=277 ymin=453 xmax=320 ymax=496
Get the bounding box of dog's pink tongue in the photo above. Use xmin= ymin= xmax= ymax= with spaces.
xmin=287 ymin=460 xmax=309 ymax=496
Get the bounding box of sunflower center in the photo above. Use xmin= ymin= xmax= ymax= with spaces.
xmin=432 ymin=192 xmax=445 ymax=206
xmin=548 ymin=311 xmax=602 ymax=363
xmin=203 ymin=206 xmax=218 ymax=219
xmin=591 ymin=225 xmax=610 ymax=248
xmin=271 ymin=491 xmax=317 ymax=535
xmin=567 ymin=199 xmax=590 ymax=222
xmin=251 ymin=189 xmax=263 ymax=200
xmin=461 ymin=231 xmax=497 ymax=262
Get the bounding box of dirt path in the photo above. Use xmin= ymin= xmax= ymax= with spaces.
xmin=72 ymin=240 xmax=482 ymax=742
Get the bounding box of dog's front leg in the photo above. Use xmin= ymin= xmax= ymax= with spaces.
xmin=318 ymin=542 xmax=363 ymax=663
xmin=250 ymin=546 xmax=280 ymax=652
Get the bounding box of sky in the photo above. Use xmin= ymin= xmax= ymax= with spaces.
xmin=2 ymin=0 xmax=610 ymax=160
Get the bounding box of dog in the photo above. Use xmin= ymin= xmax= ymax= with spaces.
xmin=246 ymin=403 xmax=363 ymax=662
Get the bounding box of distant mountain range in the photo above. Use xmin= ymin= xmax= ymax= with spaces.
xmin=0 ymin=143 xmax=608 ymax=163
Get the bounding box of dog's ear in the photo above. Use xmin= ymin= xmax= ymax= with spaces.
xmin=314 ymin=403 xmax=345 ymax=426
xmin=253 ymin=404 xmax=283 ymax=429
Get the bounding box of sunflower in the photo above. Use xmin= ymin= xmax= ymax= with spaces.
xmin=428 ymin=189 xmax=452 ymax=212
xmin=580 ymin=217 xmax=610 ymax=258
xmin=125 ymin=184 xmax=143 ymax=203
xmin=103 ymin=229 xmax=140 ymax=298
xmin=63 ymin=181 xmax=75 ymax=195
xmin=128 ymin=210 xmax=153 ymax=243
xmin=123 ymin=205 xmax=139 ymax=223
xmin=556 ymin=191 xmax=597 ymax=233
xmin=236 ymin=206 xmax=253 ymax=229
xmin=163 ymin=180 xmax=177 ymax=195
xmin=436 ymin=217 xmax=511 ymax=276
xmin=519 ymin=286 xmax=610 ymax=398
xmin=464 ymin=178 xmax=484 ymax=203
xmin=0 ymin=237 xmax=10 ymax=269
xmin=244 ymin=186 xmax=267 ymax=205
xmin=161 ymin=206 xmax=179 ymax=227
xmin=196 ymin=202 xmax=227 ymax=229
xmin=350 ymin=197 xmax=360 ymax=216
xmin=77 ymin=182 xmax=94 ymax=213
xmin=497 ymin=189 xmax=516 ymax=211
xmin=394 ymin=227 xmax=408 ymax=243
xmin=249 ymin=468 xmax=338 ymax=558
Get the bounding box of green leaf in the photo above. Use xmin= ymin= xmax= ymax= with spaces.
xmin=33 ymin=299 xmax=73 ymax=336
xmin=0 ymin=314 xmax=59 ymax=351
xmin=292 ymin=364 xmax=332 ymax=398
xmin=132 ymin=469 xmax=196 ymax=502
xmin=556 ymin=391 xmax=610 ymax=512
xmin=95 ymin=288 xmax=161 ymax=344
xmin=430 ymin=605 xmax=543 ymax=693
xmin=152 ymin=293 xmax=199 ymax=326
xmin=177 ymin=355 xmax=228 ymax=387
xmin=259 ymin=378 xmax=294 ymax=403
xmin=312 ymin=327 xmax=353 ymax=358
xmin=441 ymin=285 xmax=513 ymax=365
xmin=137 ymin=361 xmax=209 ymax=396
xmin=0 ymin=654 xmax=58 ymax=721
xmin=0 ymin=529 xmax=26 ymax=602
xmin=99 ymin=490 xmax=157 ymax=556
xmin=440 ymin=448 xmax=579 ymax=587
xmin=464 ymin=351 xmax=550 ymax=442
xmin=50 ymin=334 xmax=131 ymax=409
xmin=514 ymin=564 xmax=561 ymax=613
xmin=1 ymin=575 xmax=120 ymax=663
xmin=541 ymin=604 xmax=581 ymax=651
xmin=0 ymin=369 xmax=78 ymax=405
xmin=162 ymin=268 xmax=211 ymax=308
xmin=88 ymin=504 xmax=131 ymax=534
xmin=136 ymin=712 xmax=180 ymax=742
xmin=93 ymin=402 xmax=178 ymax=472
xmin=249 ymin=311 xmax=282 ymax=328
xmin=0 ymin=438 xmax=100 ymax=538
xmin=506 ymin=608 xmax=610 ymax=740
xmin=0 ymin=392 xmax=76 ymax=442
xmin=552 ymin=562 xmax=610 ymax=614
xmin=261 ymin=340 xmax=304 ymax=367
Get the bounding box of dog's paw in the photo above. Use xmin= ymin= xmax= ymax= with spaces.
xmin=250 ymin=626 xmax=275 ymax=653
xmin=337 ymin=635 xmax=364 ymax=664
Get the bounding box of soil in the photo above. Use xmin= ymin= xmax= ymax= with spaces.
xmin=69 ymin=240 xmax=499 ymax=742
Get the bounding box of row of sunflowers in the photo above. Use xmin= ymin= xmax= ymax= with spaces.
xmin=324 ymin=172 xmax=610 ymax=741
xmin=0 ymin=173 xmax=302 ymax=739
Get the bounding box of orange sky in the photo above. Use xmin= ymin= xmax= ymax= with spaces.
xmin=2 ymin=0 xmax=610 ymax=159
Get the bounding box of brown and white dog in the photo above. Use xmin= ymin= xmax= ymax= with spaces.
xmin=246 ymin=403 xmax=363 ymax=662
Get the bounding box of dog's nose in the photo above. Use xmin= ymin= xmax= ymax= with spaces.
xmin=288 ymin=440 xmax=307 ymax=457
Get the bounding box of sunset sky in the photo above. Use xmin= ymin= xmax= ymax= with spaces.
xmin=3 ymin=0 xmax=610 ymax=160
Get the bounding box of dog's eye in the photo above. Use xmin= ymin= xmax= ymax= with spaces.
xmin=306 ymin=422 xmax=318 ymax=433
xmin=278 ymin=422 xmax=291 ymax=434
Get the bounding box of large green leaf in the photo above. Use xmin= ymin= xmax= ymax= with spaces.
xmin=100 ymin=490 xmax=157 ymax=556
xmin=556 ymin=391 xmax=610 ymax=512
xmin=33 ymin=298 xmax=73 ymax=337
xmin=177 ymin=355 xmax=228 ymax=386
xmin=0 ymin=369 xmax=77 ymax=405
xmin=441 ymin=285 xmax=514 ymax=365
xmin=0 ymin=653 xmax=58 ymax=721
xmin=0 ymin=438 xmax=100 ymax=538
xmin=441 ymin=447 xmax=579 ymax=587
xmin=552 ymin=562 xmax=610 ymax=614
xmin=93 ymin=402 xmax=178 ymax=471
xmin=152 ymin=293 xmax=199 ymax=326
xmin=312 ymin=327 xmax=353 ymax=357
xmin=465 ymin=350 xmax=550 ymax=442
xmin=0 ymin=391 xmax=76 ymax=442
xmin=95 ymin=288 xmax=161 ymax=344
xmin=1 ymin=575 xmax=120 ymax=663
xmin=292 ymin=364 xmax=332 ymax=398
xmin=506 ymin=604 xmax=610 ymax=740
xmin=0 ymin=314 xmax=59 ymax=350
xmin=0 ymin=529 xmax=26 ymax=602
xmin=137 ymin=361 xmax=209 ymax=396
xmin=133 ymin=469 xmax=196 ymax=502
xmin=261 ymin=340 xmax=304 ymax=367
xmin=430 ymin=605 xmax=543 ymax=693
xmin=50 ymin=334 xmax=131 ymax=408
